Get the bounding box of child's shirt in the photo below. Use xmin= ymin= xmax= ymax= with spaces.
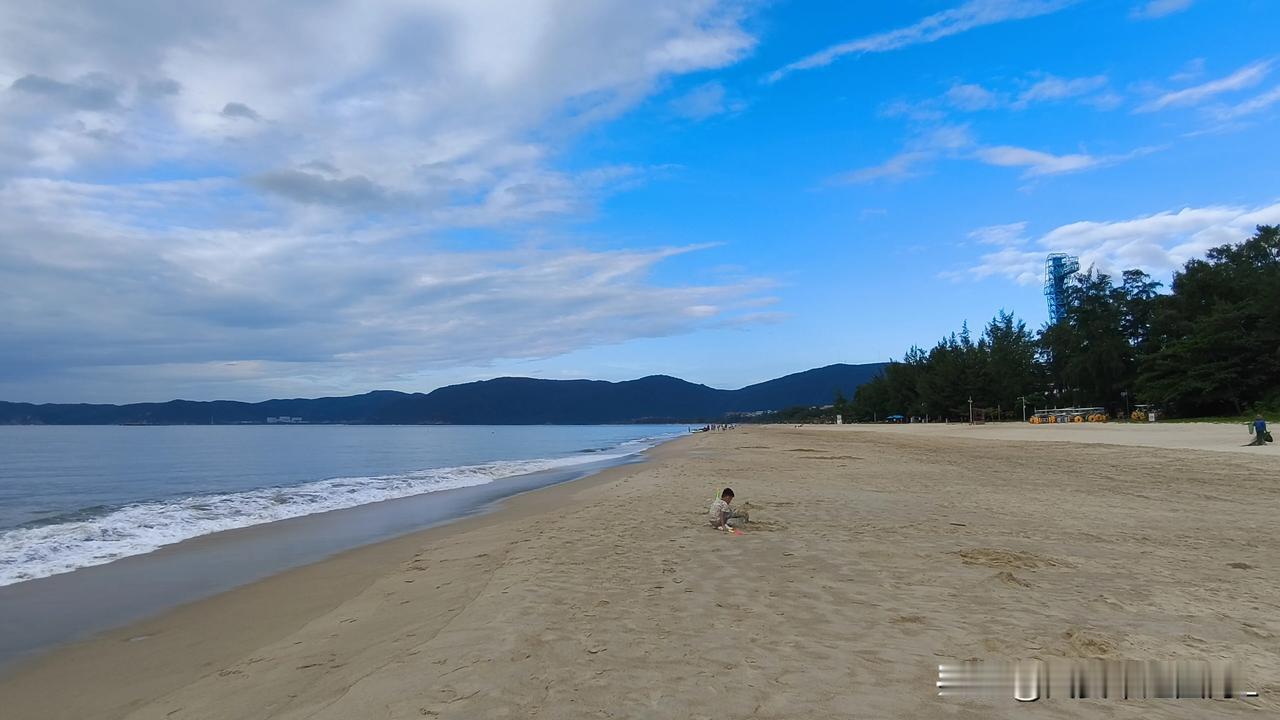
xmin=709 ymin=498 xmax=731 ymax=523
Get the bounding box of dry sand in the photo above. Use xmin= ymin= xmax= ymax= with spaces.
xmin=842 ymin=419 xmax=1273 ymax=455
xmin=2 ymin=424 xmax=1278 ymax=719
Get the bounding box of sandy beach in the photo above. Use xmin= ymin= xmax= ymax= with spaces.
xmin=2 ymin=423 xmax=1278 ymax=719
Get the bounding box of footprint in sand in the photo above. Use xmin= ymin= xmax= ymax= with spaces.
xmin=1060 ymin=629 xmax=1116 ymax=656
xmin=995 ymin=571 xmax=1032 ymax=588
xmin=955 ymin=548 xmax=1071 ymax=569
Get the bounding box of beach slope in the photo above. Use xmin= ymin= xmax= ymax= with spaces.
xmin=2 ymin=425 xmax=1278 ymax=719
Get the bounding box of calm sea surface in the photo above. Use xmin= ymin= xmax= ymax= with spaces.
xmin=0 ymin=425 xmax=683 ymax=587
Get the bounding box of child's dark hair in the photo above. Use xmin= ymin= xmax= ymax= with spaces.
xmin=721 ymin=487 xmax=734 ymax=499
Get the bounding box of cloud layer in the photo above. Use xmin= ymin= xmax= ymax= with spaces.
xmin=1138 ymin=60 xmax=1271 ymax=112
xmin=1131 ymin=0 xmax=1195 ymax=20
xmin=0 ymin=178 xmax=773 ymax=401
xmin=956 ymin=202 xmax=1280 ymax=285
xmin=837 ymin=124 xmax=1156 ymax=183
xmin=0 ymin=1 xmax=767 ymax=401
xmin=769 ymin=0 xmax=1078 ymax=82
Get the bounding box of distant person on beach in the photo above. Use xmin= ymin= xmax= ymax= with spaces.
xmin=1250 ymin=414 xmax=1271 ymax=446
xmin=708 ymin=487 xmax=747 ymax=530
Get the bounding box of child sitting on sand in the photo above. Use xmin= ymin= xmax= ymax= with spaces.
xmin=708 ymin=487 xmax=748 ymax=531
xmin=1250 ymin=414 xmax=1271 ymax=446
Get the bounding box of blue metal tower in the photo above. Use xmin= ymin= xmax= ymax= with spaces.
xmin=1044 ymin=253 xmax=1079 ymax=324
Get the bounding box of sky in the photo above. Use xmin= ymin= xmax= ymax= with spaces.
xmin=2 ymin=0 xmax=1278 ymax=403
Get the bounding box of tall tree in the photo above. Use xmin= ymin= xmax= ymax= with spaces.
xmin=1039 ymin=270 xmax=1133 ymax=409
xmin=981 ymin=310 xmax=1040 ymax=415
xmin=1120 ymin=269 xmax=1162 ymax=354
xmin=1139 ymin=226 xmax=1280 ymax=414
xmin=848 ymin=227 xmax=1279 ymax=422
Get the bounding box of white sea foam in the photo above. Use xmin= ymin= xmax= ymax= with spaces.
xmin=0 ymin=449 xmax=645 ymax=587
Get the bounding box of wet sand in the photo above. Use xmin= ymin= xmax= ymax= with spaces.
xmin=0 ymin=456 xmax=638 ymax=670
xmin=2 ymin=424 xmax=1278 ymax=719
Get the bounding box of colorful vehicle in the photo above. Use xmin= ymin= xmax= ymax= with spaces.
xmin=1029 ymin=407 xmax=1108 ymax=424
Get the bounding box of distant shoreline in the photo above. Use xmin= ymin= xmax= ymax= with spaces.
xmin=0 ymin=363 xmax=887 ymax=426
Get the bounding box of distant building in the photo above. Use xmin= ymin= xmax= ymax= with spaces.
xmin=266 ymin=416 xmax=305 ymax=424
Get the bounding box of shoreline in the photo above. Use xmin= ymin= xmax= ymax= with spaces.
xmin=0 ymin=436 xmax=695 ymax=718
xmin=0 ymin=450 xmax=658 ymax=671
xmin=3 ymin=426 xmax=1277 ymax=719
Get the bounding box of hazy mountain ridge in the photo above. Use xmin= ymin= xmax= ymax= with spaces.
xmin=0 ymin=363 xmax=885 ymax=425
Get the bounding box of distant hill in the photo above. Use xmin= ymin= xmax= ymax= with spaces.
xmin=0 ymin=363 xmax=885 ymax=425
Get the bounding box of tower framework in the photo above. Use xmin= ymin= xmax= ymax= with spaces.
xmin=1044 ymin=253 xmax=1079 ymax=324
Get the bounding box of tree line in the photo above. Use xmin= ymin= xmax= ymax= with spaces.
xmin=841 ymin=225 xmax=1279 ymax=421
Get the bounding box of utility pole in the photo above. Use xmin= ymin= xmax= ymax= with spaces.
xmin=1019 ymin=396 xmax=1027 ymax=423
xmin=1122 ymin=390 xmax=1130 ymax=420
xmin=968 ymin=396 xmax=974 ymax=425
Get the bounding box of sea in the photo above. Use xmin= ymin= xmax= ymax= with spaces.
xmin=0 ymin=424 xmax=684 ymax=588
xmin=0 ymin=424 xmax=686 ymax=665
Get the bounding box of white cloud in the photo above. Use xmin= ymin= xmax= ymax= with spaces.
xmin=1013 ymin=74 xmax=1109 ymax=108
xmin=768 ymin=0 xmax=1079 ymax=82
xmin=886 ymin=73 xmax=1117 ymax=119
xmin=834 ymin=124 xmax=975 ymax=183
xmin=1131 ymin=0 xmax=1195 ymax=20
xmin=1210 ymin=85 xmax=1280 ymax=121
xmin=846 ymin=125 xmax=1153 ymax=184
xmin=1138 ymin=60 xmax=1272 ymax=112
xmin=944 ymin=245 xmax=1046 ymax=285
xmin=976 ymin=146 xmax=1102 ymax=176
xmin=969 ymin=222 xmax=1029 ymax=246
xmin=0 ymin=178 xmax=775 ymax=402
xmin=922 ymin=124 xmax=978 ymax=151
xmin=1083 ymin=92 xmax=1125 ymax=111
xmin=946 ymin=83 xmax=1000 ymax=111
xmin=956 ymin=201 xmax=1280 ymax=285
xmin=976 ymin=144 xmax=1160 ymax=177
xmin=1169 ymin=58 xmax=1206 ymax=83
xmin=880 ymin=98 xmax=948 ymax=121
xmin=0 ymin=1 xmax=769 ymax=400
xmin=0 ymin=1 xmax=756 ymax=185
xmin=835 ymin=151 xmax=934 ymax=184
xmin=668 ymin=81 xmax=743 ymax=120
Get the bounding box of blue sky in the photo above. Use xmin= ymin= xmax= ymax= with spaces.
xmin=2 ymin=0 xmax=1278 ymax=402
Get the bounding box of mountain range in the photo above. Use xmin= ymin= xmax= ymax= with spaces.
xmin=0 ymin=363 xmax=885 ymax=425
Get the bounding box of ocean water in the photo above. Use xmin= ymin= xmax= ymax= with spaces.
xmin=0 ymin=424 xmax=683 ymax=587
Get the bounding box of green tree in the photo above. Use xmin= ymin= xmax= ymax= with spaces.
xmin=981 ymin=310 xmax=1040 ymax=417
xmin=1039 ymin=269 xmax=1133 ymax=409
xmin=1120 ymin=269 xmax=1162 ymax=355
xmin=1139 ymin=226 xmax=1280 ymax=414
xmin=851 ymin=226 xmax=1278 ymax=422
